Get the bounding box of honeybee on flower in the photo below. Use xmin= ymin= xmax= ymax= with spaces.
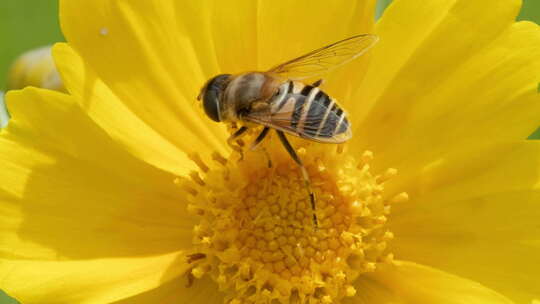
xmin=0 ymin=0 xmax=539 ymax=304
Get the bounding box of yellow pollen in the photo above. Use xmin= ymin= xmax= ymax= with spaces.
xmin=180 ymin=140 xmax=406 ymax=304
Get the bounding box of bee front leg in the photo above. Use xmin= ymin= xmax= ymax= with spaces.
xmin=249 ymin=127 xmax=270 ymax=151
xmin=250 ymin=127 xmax=272 ymax=168
xmin=227 ymin=126 xmax=248 ymax=160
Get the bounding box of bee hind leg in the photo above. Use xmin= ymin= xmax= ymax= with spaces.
xmin=276 ymin=130 xmax=318 ymax=229
xmin=227 ymin=126 xmax=248 ymax=160
xmin=250 ymin=127 xmax=272 ymax=168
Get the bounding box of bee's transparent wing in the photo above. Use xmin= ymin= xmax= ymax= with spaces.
xmin=267 ymin=34 xmax=379 ymax=80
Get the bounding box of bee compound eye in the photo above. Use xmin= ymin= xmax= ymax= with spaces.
xmin=202 ymin=91 xmax=221 ymax=122
xmin=201 ymin=74 xmax=231 ymax=122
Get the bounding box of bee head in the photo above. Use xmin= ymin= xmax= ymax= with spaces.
xmin=197 ymin=74 xmax=231 ymax=122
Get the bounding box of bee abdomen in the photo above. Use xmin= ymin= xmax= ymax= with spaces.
xmin=294 ymin=84 xmax=350 ymax=139
xmin=315 ymin=100 xmax=350 ymax=139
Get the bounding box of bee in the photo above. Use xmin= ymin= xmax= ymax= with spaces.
xmin=198 ymin=34 xmax=379 ymax=228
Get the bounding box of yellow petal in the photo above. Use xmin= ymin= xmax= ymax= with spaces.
xmin=256 ymin=0 xmax=376 ymax=103
xmin=256 ymin=0 xmax=375 ymax=70
xmin=58 ymin=0 xmax=376 ymax=157
xmin=212 ymin=0 xmax=376 ymax=76
xmin=59 ymin=0 xmax=229 ymax=157
xmin=211 ymin=0 xmax=377 ymax=106
xmin=217 ymin=0 xmax=376 ymax=110
xmin=388 ymin=141 xmax=540 ymax=303
xmin=0 ymin=87 xmax=195 ymax=303
xmin=208 ymin=0 xmax=258 ymax=74
xmin=53 ymin=43 xmax=198 ymax=176
xmin=112 ymin=276 xmax=223 ymax=304
xmin=350 ymin=0 xmax=540 ymax=172
xmin=351 ymin=261 xmax=514 ymax=304
xmin=1 ymin=253 xmax=188 ymax=304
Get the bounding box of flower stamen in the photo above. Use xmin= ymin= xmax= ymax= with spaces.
xmin=180 ymin=142 xmax=406 ymax=304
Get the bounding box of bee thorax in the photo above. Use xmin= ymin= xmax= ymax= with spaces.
xmin=222 ymin=72 xmax=271 ymax=121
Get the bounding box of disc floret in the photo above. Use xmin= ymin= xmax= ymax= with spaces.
xmin=181 ymin=144 xmax=407 ymax=304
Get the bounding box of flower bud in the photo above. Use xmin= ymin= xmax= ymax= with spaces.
xmin=7 ymin=45 xmax=64 ymax=92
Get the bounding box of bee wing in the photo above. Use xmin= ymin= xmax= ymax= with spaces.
xmin=266 ymin=34 xmax=379 ymax=81
xmin=243 ymin=97 xmax=351 ymax=143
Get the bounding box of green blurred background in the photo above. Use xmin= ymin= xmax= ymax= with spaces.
xmin=0 ymin=1 xmax=63 ymax=89
xmin=0 ymin=0 xmax=538 ymax=303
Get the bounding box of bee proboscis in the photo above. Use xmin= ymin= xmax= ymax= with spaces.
xmin=198 ymin=34 xmax=379 ymax=228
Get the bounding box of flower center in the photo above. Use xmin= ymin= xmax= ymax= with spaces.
xmin=181 ymin=138 xmax=407 ymax=304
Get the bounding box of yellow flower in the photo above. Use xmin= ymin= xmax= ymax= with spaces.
xmin=1 ymin=0 xmax=539 ymax=303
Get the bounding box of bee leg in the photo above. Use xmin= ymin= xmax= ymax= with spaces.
xmin=227 ymin=126 xmax=248 ymax=160
xmin=311 ymin=79 xmax=324 ymax=87
xmin=276 ymin=130 xmax=318 ymax=229
xmin=249 ymin=127 xmax=270 ymax=151
xmin=250 ymin=127 xmax=272 ymax=168
xmin=262 ymin=148 xmax=273 ymax=168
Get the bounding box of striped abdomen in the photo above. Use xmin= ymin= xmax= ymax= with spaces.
xmin=268 ymin=81 xmax=352 ymax=143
